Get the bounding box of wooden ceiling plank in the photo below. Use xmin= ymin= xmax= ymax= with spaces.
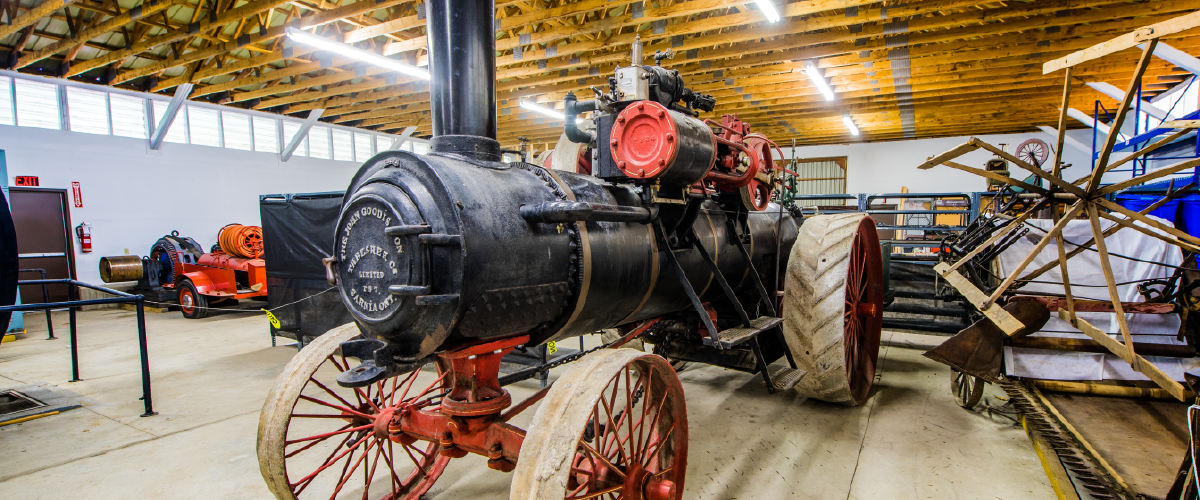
xmin=69 ymin=0 xmax=308 ymax=78
xmin=15 ymin=0 xmax=192 ymax=69
xmin=110 ymin=0 xmax=411 ymax=84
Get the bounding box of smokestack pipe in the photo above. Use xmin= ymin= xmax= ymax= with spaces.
xmin=425 ymin=0 xmax=501 ymax=161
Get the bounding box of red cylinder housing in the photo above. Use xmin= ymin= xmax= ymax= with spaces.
xmin=609 ymin=101 xmax=715 ymax=187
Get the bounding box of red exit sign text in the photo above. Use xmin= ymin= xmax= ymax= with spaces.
xmin=14 ymin=176 xmax=38 ymax=186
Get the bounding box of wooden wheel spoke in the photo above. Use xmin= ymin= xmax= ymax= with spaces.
xmin=568 ymin=485 xmax=623 ymax=500
xmin=623 ymin=368 xmax=637 ymax=466
xmin=285 ymin=422 xmax=370 ymax=445
xmin=382 ymin=440 xmax=405 ymax=494
xmin=598 ymin=381 xmax=629 ymax=466
xmin=634 ymin=370 xmax=653 ymax=463
xmin=290 ymin=429 xmax=373 ymax=492
xmin=568 ymin=481 xmax=590 ymax=497
xmin=287 ymin=424 xmax=355 ymax=460
xmin=361 ymin=437 xmax=385 ymax=500
xmin=291 ymin=413 xmax=356 ymax=419
xmin=599 ymin=397 xmax=631 ymax=465
xmin=393 ymin=366 xmax=423 ymax=406
xmin=306 ymin=375 xmax=361 ymax=413
xmin=638 ymin=388 xmax=672 ymax=465
xmin=401 ymin=442 xmax=431 ymax=471
xmin=644 ymin=424 xmax=676 ymax=464
xmin=298 ymin=394 xmax=376 ymax=421
xmin=579 ymin=441 xmax=627 ymax=478
xmin=412 ymin=371 xmax=450 ymax=402
xmin=330 ymin=437 xmax=377 ymax=499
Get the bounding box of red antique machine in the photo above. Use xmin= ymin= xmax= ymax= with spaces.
xmin=257 ymin=2 xmax=885 ymax=499
xmin=99 ymin=224 xmax=267 ymax=318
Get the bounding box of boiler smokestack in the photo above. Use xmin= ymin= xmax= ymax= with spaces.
xmin=425 ymin=0 xmax=500 ymax=161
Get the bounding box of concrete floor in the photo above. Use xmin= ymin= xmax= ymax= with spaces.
xmin=0 ymin=309 xmax=1055 ymax=499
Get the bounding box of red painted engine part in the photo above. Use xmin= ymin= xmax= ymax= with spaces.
xmin=702 ymin=114 xmax=777 ymax=210
xmin=197 ymin=252 xmax=261 ymax=271
xmin=382 ymin=320 xmax=665 ymax=477
xmin=181 ymin=252 xmax=267 ymax=299
xmin=609 ymin=101 xmax=715 ymax=186
xmin=388 ymin=335 xmax=531 ymax=472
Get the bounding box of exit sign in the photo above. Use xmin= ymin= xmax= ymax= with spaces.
xmin=14 ymin=176 xmax=38 ymax=186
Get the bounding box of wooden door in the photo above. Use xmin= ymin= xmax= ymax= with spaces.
xmin=10 ymin=188 xmax=74 ymax=303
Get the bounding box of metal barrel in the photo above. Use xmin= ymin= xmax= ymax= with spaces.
xmin=99 ymin=255 xmax=143 ymax=283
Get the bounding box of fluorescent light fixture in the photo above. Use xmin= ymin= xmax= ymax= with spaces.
xmin=519 ymin=100 xmax=586 ymax=124
xmin=520 ymin=100 xmax=566 ymax=120
xmin=842 ymin=114 xmax=859 ymax=136
xmin=804 ymin=61 xmax=835 ymax=101
xmin=753 ymin=0 xmax=781 ymax=23
xmin=285 ymin=28 xmax=430 ymax=80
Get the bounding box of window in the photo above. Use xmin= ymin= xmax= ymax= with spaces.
xmin=253 ymin=117 xmax=279 ymax=153
xmin=412 ymin=142 xmax=429 ymax=155
xmin=354 ymin=132 xmax=373 ymax=162
xmin=282 ymin=121 xmax=308 ymax=157
xmin=785 ymin=157 xmax=848 ymax=205
xmin=0 ymin=77 xmax=13 ymax=126
xmin=66 ymin=87 xmax=110 ymax=135
xmin=188 ymin=105 xmax=221 ymax=147
xmin=152 ymin=100 xmax=188 ymax=144
xmin=332 ymin=129 xmax=354 ymax=161
xmin=14 ymin=79 xmax=60 ymax=130
xmin=110 ymin=94 xmax=146 ymax=139
xmin=309 ymin=126 xmax=331 ymax=159
xmin=222 ymin=111 xmax=252 ymax=151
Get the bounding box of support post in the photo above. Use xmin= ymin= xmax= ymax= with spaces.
xmin=148 ymin=83 xmax=192 ymax=150
xmin=387 ymin=126 xmax=417 ymax=151
xmin=1086 ymin=39 xmax=1159 ymax=192
xmin=279 ymin=108 xmax=324 ymax=162
xmin=68 ymin=284 xmax=79 ymax=382
xmin=135 ymin=296 xmax=156 ymax=417
xmin=1052 ymin=68 xmax=1073 ymax=177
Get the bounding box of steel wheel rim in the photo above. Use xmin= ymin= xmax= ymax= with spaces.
xmin=280 ymin=353 xmax=449 ymax=499
xmin=842 ymin=217 xmax=884 ymax=404
xmin=179 ymin=288 xmax=195 ymax=315
xmin=950 ymin=369 xmax=982 ymax=408
xmin=567 ymin=361 xmax=686 ymax=500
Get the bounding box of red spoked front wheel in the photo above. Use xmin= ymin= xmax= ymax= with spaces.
xmin=258 ymin=324 xmax=450 ymax=500
xmin=512 ymin=349 xmax=688 ymax=500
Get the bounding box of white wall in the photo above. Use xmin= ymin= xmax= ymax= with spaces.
xmin=784 ymin=129 xmax=1097 ymax=196
xmin=0 ymin=125 xmax=362 ymax=283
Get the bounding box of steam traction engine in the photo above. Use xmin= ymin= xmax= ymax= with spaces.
xmin=256 ymin=3 xmax=885 ymax=499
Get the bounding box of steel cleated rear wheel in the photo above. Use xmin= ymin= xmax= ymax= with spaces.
xmin=782 ymin=213 xmax=885 ymax=405
xmin=258 ymin=324 xmax=450 ymax=500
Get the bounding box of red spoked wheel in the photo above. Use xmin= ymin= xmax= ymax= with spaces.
xmin=512 ymin=349 xmax=687 ymax=500
xmin=740 ymin=135 xmax=775 ymax=211
xmin=782 ymin=213 xmax=885 ymax=405
xmin=258 ymin=324 xmax=450 ymax=500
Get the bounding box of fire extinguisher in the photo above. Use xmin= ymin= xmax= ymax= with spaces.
xmin=75 ymin=222 xmax=92 ymax=253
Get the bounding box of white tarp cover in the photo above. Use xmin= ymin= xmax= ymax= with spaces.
xmin=994 ymin=216 xmax=1200 ymax=381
